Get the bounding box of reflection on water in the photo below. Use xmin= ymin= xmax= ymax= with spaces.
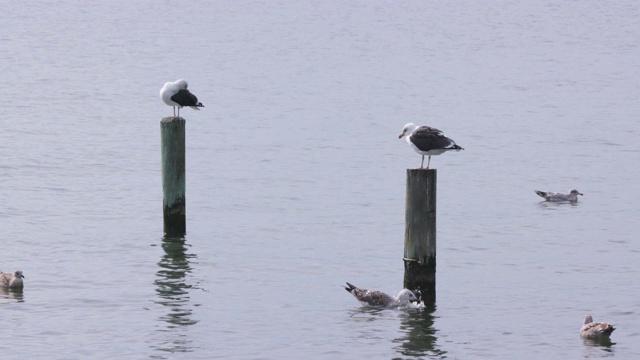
xmin=347 ymin=306 xmax=388 ymax=318
xmin=152 ymin=235 xmax=198 ymax=355
xmin=346 ymin=305 xmax=445 ymax=359
xmin=537 ymin=201 xmax=581 ymax=209
xmin=0 ymin=287 xmax=25 ymax=303
xmin=393 ymin=305 xmax=446 ymax=359
xmin=582 ymin=337 xmax=616 ymax=358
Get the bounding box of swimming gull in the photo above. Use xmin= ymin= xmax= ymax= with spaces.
xmin=534 ymin=189 xmax=583 ymax=202
xmin=160 ymin=79 xmax=204 ymax=117
xmin=580 ymin=315 xmax=615 ymax=339
xmin=0 ymin=270 xmax=24 ymax=289
xmin=344 ymin=282 xmax=418 ymax=308
xmin=398 ymin=123 xmax=464 ymax=169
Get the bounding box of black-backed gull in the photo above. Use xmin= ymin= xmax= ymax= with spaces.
xmin=160 ymin=79 xmax=204 ymax=117
xmin=399 ymin=123 xmax=463 ymax=169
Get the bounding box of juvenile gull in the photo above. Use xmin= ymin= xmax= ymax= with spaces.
xmin=0 ymin=270 xmax=25 ymax=289
xmin=344 ymin=282 xmax=418 ymax=308
xmin=160 ymin=79 xmax=204 ymax=117
xmin=534 ymin=189 xmax=583 ymax=202
xmin=398 ymin=123 xmax=464 ymax=169
xmin=580 ymin=315 xmax=615 ymax=339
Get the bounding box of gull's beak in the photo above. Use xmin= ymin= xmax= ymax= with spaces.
xmin=398 ymin=133 xmax=404 ymax=139
xmin=579 ymin=193 xmax=584 ymax=196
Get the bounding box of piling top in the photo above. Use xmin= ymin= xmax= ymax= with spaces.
xmin=407 ymin=168 xmax=437 ymax=174
xmin=161 ymin=116 xmax=186 ymax=124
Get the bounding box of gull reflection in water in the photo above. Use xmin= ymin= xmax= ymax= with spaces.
xmin=582 ymin=336 xmax=616 ymax=358
xmin=0 ymin=286 xmax=24 ymax=303
xmin=394 ymin=305 xmax=447 ymax=359
xmin=152 ymin=235 xmax=199 ymax=354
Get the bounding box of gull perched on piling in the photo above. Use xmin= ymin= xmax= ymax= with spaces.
xmin=0 ymin=270 xmax=25 ymax=289
xmin=399 ymin=123 xmax=464 ymax=169
xmin=580 ymin=315 xmax=615 ymax=339
xmin=160 ymin=79 xmax=204 ymax=117
xmin=534 ymin=189 xmax=583 ymax=202
xmin=344 ymin=282 xmax=418 ymax=308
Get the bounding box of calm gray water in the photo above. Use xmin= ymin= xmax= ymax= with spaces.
xmin=2 ymin=1 xmax=639 ymax=359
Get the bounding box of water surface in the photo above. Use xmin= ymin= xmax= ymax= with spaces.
xmin=2 ymin=1 xmax=639 ymax=359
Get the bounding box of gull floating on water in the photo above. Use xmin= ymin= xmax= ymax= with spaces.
xmin=344 ymin=282 xmax=418 ymax=308
xmin=398 ymin=123 xmax=463 ymax=169
xmin=534 ymin=189 xmax=583 ymax=202
xmin=0 ymin=270 xmax=24 ymax=289
xmin=160 ymin=79 xmax=204 ymax=117
xmin=580 ymin=315 xmax=615 ymax=339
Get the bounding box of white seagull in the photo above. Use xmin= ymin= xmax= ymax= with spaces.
xmin=580 ymin=315 xmax=615 ymax=339
xmin=534 ymin=189 xmax=583 ymax=202
xmin=160 ymin=79 xmax=204 ymax=117
xmin=0 ymin=270 xmax=25 ymax=289
xmin=399 ymin=123 xmax=464 ymax=169
xmin=344 ymin=282 xmax=418 ymax=308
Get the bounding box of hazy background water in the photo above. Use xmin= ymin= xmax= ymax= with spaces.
xmin=2 ymin=1 xmax=639 ymax=359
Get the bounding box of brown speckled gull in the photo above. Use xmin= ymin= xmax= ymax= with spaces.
xmin=0 ymin=270 xmax=25 ymax=289
xmin=580 ymin=315 xmax=615 ymax=339
xmin=344 ymin=282 xmax=418 ymax=308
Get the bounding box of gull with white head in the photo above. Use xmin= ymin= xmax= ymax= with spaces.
xmin=534 ymin=189 xmax=583 ymax=202
xmin=160 ymin=79 xmax=204 ymax=117
xmin=398 ymin=123 xmax=464 ymax=169
xmin=344 ymin=282 xmax=418 ymax=308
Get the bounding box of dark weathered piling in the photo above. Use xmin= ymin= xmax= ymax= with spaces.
xmin=161 ymin=116 xmax=186 ymax=236
xmin=403 ymin=169 xmax=437 ymax=305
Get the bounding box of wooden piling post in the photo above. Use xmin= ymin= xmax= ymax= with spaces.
xmin=403 ymin=169 xmax=437 ymax=305
xmin=161 ymin=116 xmax=186 ymax=236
